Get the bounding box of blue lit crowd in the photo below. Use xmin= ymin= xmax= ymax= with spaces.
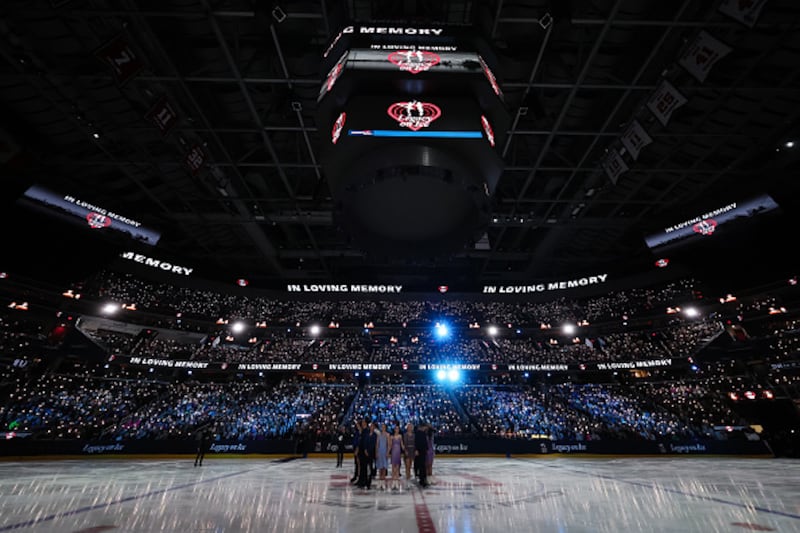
xmin=0 ymin=269 xmax=798 ymax=450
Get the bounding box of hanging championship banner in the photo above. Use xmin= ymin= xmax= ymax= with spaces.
xmin=678 ymin=30 xmax=732 ymax=83
xmin=620 ymin=120 xmax=652 ymax=161
xmin=184 ymin=144 xmax=206 ymax=175
xmin=601 ymin=150 xmax=629 ymax=185
xmin=718 ymin=0 xmax=769 ymax=28
xmin=646 ymin=80 xmax=687 ymax=126
xmin=145 ymin=96 xmax=179 ymax=136
xmin=95 ymin=34 xmax=144 ymax=86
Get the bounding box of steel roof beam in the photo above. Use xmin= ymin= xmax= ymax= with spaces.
xmin=203 ymin=2 xmax=330 ymax=276
xmin=479 ymin=0 xmax=625 ymax=275
xmin=520 ymin=0 xmax=694 ymax=274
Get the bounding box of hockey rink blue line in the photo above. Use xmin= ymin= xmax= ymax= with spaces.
xmin=0 ymin=463 xmax=274 ymax=531
xmin=526 ymin=460 xmax=800 ymax=521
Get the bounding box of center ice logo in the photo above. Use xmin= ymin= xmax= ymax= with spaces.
xmin=387 ymin=100 xmax=441 ymax=131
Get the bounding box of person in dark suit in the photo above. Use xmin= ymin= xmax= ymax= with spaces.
xmin=334 ymin=425 xmax=346 ymax=468
xmin=367 ymin=421 xmax=378 ymax=482
xmin=350 ymin=420 xmax=361 ymax=484
xmin=414 ymin=422 xmax=429 ymax=487
xmin=194 ymin=426 xmax=211 ymax=467
xmin=356 ymin=417 xmax=373 ymax=488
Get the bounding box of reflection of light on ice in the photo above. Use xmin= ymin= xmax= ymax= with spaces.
xmin=0 ymin=457 xmax=797 ymax=532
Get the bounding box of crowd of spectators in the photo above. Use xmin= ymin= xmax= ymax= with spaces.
xmin=455 ymin=385 xmax=604 ymax=441
xmin=0 ymin=313 xmax=53 ymax=359
xmin=348 ymin=384 xmax=470 ymax=436
xmin=108 ymin=380 xmax=356 ymax=442
xmin=550 ymin=383 xmax=700 ymax=441
xmin=629 ymin=379 xmax=748 ymax=435
xmin=1 ymin=371 xmax=770 ymax=443
xmin=75 ymin=316 xmax=724 ymax=368
xmin=2 ymin=269 xmax=799 ymax=450
xmin=80 ymin=270 xmax=705 ymax=328
xmin=0 ymin=373 xmax=164 ymax=439
xmin=765 ymin=318 xmax=800 ymax=362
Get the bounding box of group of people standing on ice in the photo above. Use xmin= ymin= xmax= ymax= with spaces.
xmin=341 ymin=417 xmax=435 ymax=490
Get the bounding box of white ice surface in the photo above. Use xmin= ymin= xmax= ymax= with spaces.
xmin=0 ymin=456 xmax=798 ymax=532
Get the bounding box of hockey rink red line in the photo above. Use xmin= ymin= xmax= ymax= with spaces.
xmin=458 ymin=472 xmax=503 ymax=486
xmin=411 ymin=489 xmax=437 ymax=533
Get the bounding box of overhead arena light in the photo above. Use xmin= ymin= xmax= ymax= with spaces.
xmin=435 ymin=368 xmax=461 ymax=383
xmin=434 ymin=322 xmax=450 ymax=339
xmin=683 ymin=307 xmax=700 ymax=318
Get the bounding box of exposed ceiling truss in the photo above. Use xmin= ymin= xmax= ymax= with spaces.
xmin=1 ymin=0 xmax=798 ymax=288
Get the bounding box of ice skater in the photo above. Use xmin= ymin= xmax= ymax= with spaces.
xmin=390 ymin=424 xmax=404 ymax=490
xmin=403 ymin=422 xmax=416 ymax=487
xmin=375 ymin=422 xmax=391 ymax=490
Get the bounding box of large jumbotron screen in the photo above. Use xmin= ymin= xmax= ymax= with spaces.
xmin=316 ymin=24 xmax=509 ymax=257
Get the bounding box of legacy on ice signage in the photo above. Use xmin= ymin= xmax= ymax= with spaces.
xmin=482 ymin=274 xmax=609 ymax=294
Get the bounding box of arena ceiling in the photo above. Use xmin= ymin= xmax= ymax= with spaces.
xmin=1 ymin=1 xmax=799 ymax=289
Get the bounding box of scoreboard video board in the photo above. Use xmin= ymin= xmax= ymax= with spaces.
xmin=317 ymin=24 xmax=510 ymax=257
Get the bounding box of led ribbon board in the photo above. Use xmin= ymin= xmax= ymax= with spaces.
xmin=19 ymin=184 xmax=161 ymax=245
xmin=644 ymin=194 xmax=780 ymax=252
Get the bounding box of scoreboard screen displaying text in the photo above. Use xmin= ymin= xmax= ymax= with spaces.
xmin=644 ymin=193 xmax=780 ymax=253
xmin=316 ymin=24 xmax=510 ymax=257
xmin=19 ymin=184 xmax=161 ymax=246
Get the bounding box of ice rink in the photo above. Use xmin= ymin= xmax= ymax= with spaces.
xmin=0 ymin=455 xmax=799 ymax=532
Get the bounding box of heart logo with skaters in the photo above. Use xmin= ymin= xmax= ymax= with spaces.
xmin=387 ymin=100 xmax=441 ymax=131
xmin=387 ymin=50 xmax=441 ymax=74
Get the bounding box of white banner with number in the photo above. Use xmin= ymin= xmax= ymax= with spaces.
xmin=620 ymin=120 xmax=653 ymax=161
xmin=602 ymin=150 xmax=629 ymax=185
xmin=647 ymin=80 xmax=688 ymax=126
xmin=678 ymin=30 xmax=732 ymax=83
